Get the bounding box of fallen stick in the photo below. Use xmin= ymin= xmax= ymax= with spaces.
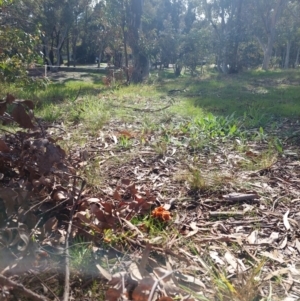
xmin=222 ymin=193 xmax=259 ymax=201
xmin=209 ymin=211 xmax=245 ymax=217
xmin=111 ymin=104 xmax=171 ymax=112
xmin=0 ymin=274 xmax=48 ymax=301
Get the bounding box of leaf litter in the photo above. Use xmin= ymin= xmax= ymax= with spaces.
xmin=0 ymin=93 xmax=300 ymax=300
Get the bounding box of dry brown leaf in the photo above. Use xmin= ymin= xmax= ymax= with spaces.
xmin=157 ymin=298 xmax=174 ymax=301
xmin=132 ymin=277 xmax=156 ymax=301
xmin=19 ymin=100 xmax=34 ymax=109
xmin=6 ymin=93 xmax=15 ymax=103
xmin=0 ymin=101 xmax=6 ymax=116
xmin=43 ymin=217 xmax=58 ymax=236
xmin=0 ymin=139 xmax=10 ymax=153
xmin=11 ymin=104 xmax=34 ymax=129
xmin=0 ymin=188 xmax=18 ymax=216
xmin=106 ymin=288 xmax=123 ymax=301
xmin=119 ymin=130 xmax=135 ymax=138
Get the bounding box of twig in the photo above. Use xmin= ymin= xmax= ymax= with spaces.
xmin=72 ymin=86 xmax=81 ymax=102
xmin=0 ymin=274 xmax=48 ymax=301
xmin=33 ymin=274 xmax=60 ymax=301
xmin=62 ymin=179 xmax=86 ymax=301
xmin=209 ymin=211 xmax=245 ymax=217
xmin=110 ymin=104 xmax=171 ymax=112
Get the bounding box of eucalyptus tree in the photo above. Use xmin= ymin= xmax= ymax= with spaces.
xmin=249 ymin=0 xmax=288 ymax=70
xmin=277 ymin=1 xmax=300 ymax=68
xmin=201 ymin=0 xmax=246 ymax=74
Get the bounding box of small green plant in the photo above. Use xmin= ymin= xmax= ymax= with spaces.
xmin=211 ymin=260 xmax=265 ymax=301
xmin=153 ymin=140 xmax=168 ymax=156
xmin=69 ymin=238 xmax=93 ymax=273
xmin=118 ymin=135 xmax=133 ymax=149
xmin=188 ymin=169 xmax=208 ymax=191
xmin=131 ymin=214 xmax=168 ymax=239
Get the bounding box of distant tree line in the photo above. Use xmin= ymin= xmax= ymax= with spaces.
xmin=0 ymin=0 xmax=300 ymax=83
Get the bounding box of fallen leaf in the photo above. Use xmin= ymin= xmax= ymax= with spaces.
xmin=175 ymin=272 xmax=206 ymax=289
xmin=19 ymin=99 xmax=34 ymax=109
xmin=247 ymin=230 xmax=258 ymax=244
xmin=264 ymin=268 xmax=290 ymax=280
xmin=11 ymin=104 xmax=34 ymax=128
xmin=295 ymin=239 xmax=300 ymax=253
xmin=0 ymin=101 xmax=6 ymax=115
xmin=209 ymin=251 xmax=225 ymax=265
xmin=96 ymin=264 xmax=112 ymax=281
xmin=121 ymin=218 xmax=144 ymax=238
xmin=6 ymin=93 xmax=15 ymax=103
xmin=278 ymin=236 xmax=288 ymax=249
xmin=224 ymin=251 xmax=246 ymax=271
xmin=261 ymin=250 xmax=285 ymax=263
xmin=0 ymin=139 xmax=10 ymax=152
xmin=283 ymin=210 xmax=291 ymax=230
xmin=132 ymin=277 xmax=156 ymax=301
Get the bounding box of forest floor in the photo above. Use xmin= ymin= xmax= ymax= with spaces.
xmin=0 ymin=68 xmax=300 ymax=301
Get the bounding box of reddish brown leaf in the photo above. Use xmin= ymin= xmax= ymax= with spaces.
xmin=11 ymin=104 xmax=34 ymax=129
xmin=106 ymin=288 xmax=122 ymax=301
xmin=113 ymin=189 xmax=122 ymax=201
xmin=157 ymin=297 xmax=174 ymax=301
xmin=132 ymin=277 xmax=155 ymax=301
xmin=20 ymin=100 xmax=34 ymax=110
xmin=0 ymin=139 xmax=10 ymax=153
xmin=0 ymin=101 xmax=7 ymax=116
xmin=6 ymin=93 xmax=15 ymax=103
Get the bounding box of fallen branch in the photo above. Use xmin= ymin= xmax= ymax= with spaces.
xmin=0 ymin=274 xmax=48 ymax=301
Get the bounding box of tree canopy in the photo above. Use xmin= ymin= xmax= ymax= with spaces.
xmin=1 ymin=0 xmax=299 ymax=82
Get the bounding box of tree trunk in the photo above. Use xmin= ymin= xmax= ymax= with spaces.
xmin=295 ymin=47 xmax=300 ymax=68
xmin=53 ymin=28 xmax=68 ymax=71
xmin=67 ymin=36 xmax=70 ymax=67
xmin=262 ymin=35 xmax=274 ymax=70
xmin=131 ymin=52 xmax=149 ymax=82
xmin=122 ymin=24 xmax=129 ymax=82
xmin=127 ymin=0 xmax=149 ymax=83
xmin=97 ymin=52 xmax=102 ymax=68
xmin=260 ymin=0 xmax=288 ymax=70
xmin=284 ymin=41 xmax=291 ymax=69
xmin=228 ymin=0 xmax=243 ymax=73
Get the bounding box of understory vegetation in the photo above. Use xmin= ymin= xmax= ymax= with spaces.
xmin=0 ymin=68 xmax=300 ymax=301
